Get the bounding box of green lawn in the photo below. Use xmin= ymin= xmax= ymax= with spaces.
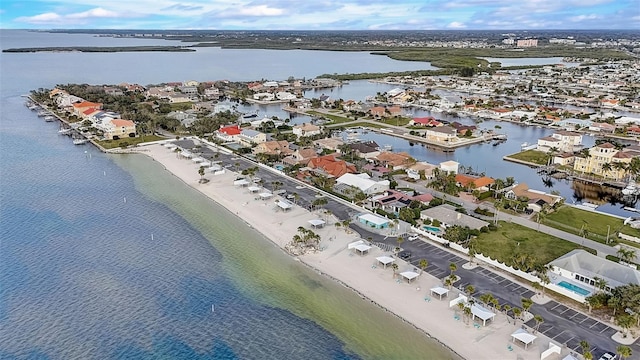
xmin=335 ymin=121 xmax=390 ymax=129
xmin=473 ymin=221 xmax=595 ymax=269
xmin=379 ymin=116 xmax=411 ymax=126
xmin=97 ymin=134 xmax=165 ymax=149
xmin=505 ymin=149 xmax=549 ymax=165
xmin=306 ymin=110 xmax=354 ymax=124
xmin=543 ymin=206 xmax=640 ymax=246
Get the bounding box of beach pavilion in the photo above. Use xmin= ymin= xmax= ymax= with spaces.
xmin=376 ymin=255 xmax=395 ymax=269
xmin=430 ymin=286 xmax=450 ymax=300
xmin=348 ymin=240 xmax=372 ymax=255
xmin=275 ymin=200 xmax=293 ymax=211
xmin=248 ymin=185 xmax=261 ymax=193
xmin=471 ymin=303 xmax=496 ymax=326
xmin=308 ymin=219 xmax=326 ymax=229
xmin=561 ymin=355 xmax=579 ymax=360
xmin=180 ymin=150 xmax=193 ymax=159
xmin=259 ymin=192 xmax=273 ymax=200
xmin=400 ymin=270 xmax=420 ymax=283
xmin=234 ymin=179 xmax=250 ymax=187
xmin=510 ymin=328 xmax=537 ymax=349
xmin=357 ymin=213 xmax=390 ymax=229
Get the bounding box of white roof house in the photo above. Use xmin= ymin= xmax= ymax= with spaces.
xmin=549 ymin=249 xmax=640 ymax=290
xmin=336 ymin=173 xmax=389 ymax=195
xmin=440 ymin=160 xmax=459 ymax=174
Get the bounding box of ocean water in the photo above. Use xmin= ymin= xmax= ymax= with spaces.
xmin=0 ymin=30 xmax=457 ymax=359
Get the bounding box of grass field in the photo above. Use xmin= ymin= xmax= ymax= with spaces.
xmin=379 ymin=116 xmax=411 ymax=126
xmin=306 ymin=110 xmax=354 ymax=124
xmin=543 ymin=206 xmax=640 ymax=246
xmin=505 ymin=150 xmax=550 ymax=166
xmin=473 ymin=221 xmax=595 ymax=269
xmin=97 ymin=135 xmax=165 ymax=149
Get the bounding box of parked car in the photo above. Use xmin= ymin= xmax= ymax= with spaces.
xmin=399 ymin=251 xmax=412 ymax=260
xmin=408 ymin=235 xmax=420 ymax=242
xmin=598 ymin=352 xmax=617 ymax=360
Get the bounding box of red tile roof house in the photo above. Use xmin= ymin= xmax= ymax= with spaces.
xmin=307 ymin=154 xmax=357 ymax=178
xmin=409 ymin=116 xmax=442 ymax=127
xmin=215 ymin=124 xmax=241 ymax=142
xmin=627 ymin=126 xmax=640 ymax=137
xmin=72 ymin=101 xmax=102 ymax=116
xmin=369 ymin=106 xmax=386 ymax=118
xmin=369 ymin=190 xmax=434 ymax=215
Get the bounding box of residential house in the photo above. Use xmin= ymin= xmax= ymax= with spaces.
xmin=588 ymin=122 xmax=616 ymax=133
xmin=72 ymin=101 xmax=103 ymax=117
xmin=253 ymin=92 xmax=275 ymax=101
xmin=276 ymin=92 xmax=297 ymax=101
xmin=455 ymin=174 xmax=495 ymax=191
xmin=292 ymin=123 xmax=322 ymax=138
xmin=537 ymin=131 xmax=582 ymax=153
xmin=405 ymin=162 xmax=438 ymax=180
xmin=420 ymin=204 xmax=489 ymax=230
xmin=307 ymin=154 xmax=356 ymax=178
xmin=314 ymin=138 xmax=344 ymax=152
xmin=373 ymin=151 xmax=413 ymax=170
xmin=369 ymin=106 xmax=386 ymax=118
xmin=549 ymin=250 xmax=640 ymax=296
xmin=627 ymin=126 xmax=640 ymax=137
xmin=97 ymin=119 xmax=136 ymax=140
xmin=348 ymin=141 xmax=380 ymax=159
xmin=49 ymin=88 xmax=68 ymax=98
xmin=369 ymin=190 xmax=433 ymax=215
xmin=104 ymin=87 xmax=124 ymax=96
xmin=425 ymin=126 xmax=458 ymax=142
xmin=410 ymin=117 xmax=442 ymax=127
xmin=215 ymin=125 xmax=241 ymax=142
xmin=504 ymin=183 xmax=560 ymax=212
xmin=335 ymin=173 xmax=390 ymax=196
xmin=283 ymin=147 xmax=318 ymax=165
xmin=237 ymin=129 xmax=267 ymax=147
xmin=573 ymin=143 xmax=633 ymax=180
xmin=440 ymin=160 xmax=459 ymax=174
xmin=387 ymin=106 xmax=402 ymax=117
xmin=553 ymin=152 xmax=575 ymax=166
xmin=253 ymin=140 xmax=293 ymax=156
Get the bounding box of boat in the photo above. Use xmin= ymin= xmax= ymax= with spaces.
xmin=58 ymin=128 xmax=72 ymax=135
xmin=37 ymin=111 xmax=48 ymax=117
xmin=382 ymin=144 xmax=393 ymax=151
xmin=73 ymin=138 xmax=89 ymax=145
xmin=622 ymin=182 xmax=640 ymax=196
xmin=44 ymin=115 xmax=55 ymax=122
xmin=242 ymin=112 xmax=258 ymax=119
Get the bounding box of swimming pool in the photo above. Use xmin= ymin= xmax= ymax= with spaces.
xmin=423 ymin=226 xmax=441 ymax=233
xmin=557 ymin=281 xmax=591 ymax=296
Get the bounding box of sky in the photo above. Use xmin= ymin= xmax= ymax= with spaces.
xmin=1 ymin=0 xmax=639 ymax=30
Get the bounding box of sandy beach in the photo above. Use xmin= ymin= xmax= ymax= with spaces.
xmin=141 ymin=142 xmax=568 ymax=360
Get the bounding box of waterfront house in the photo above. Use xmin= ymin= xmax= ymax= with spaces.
xmin=283 ymin=148 xmax=318 ymax=165
xmin=369 ymin=106 xmax=386 ymax=118
xmin=420 ymin=204 xmax=489 ymax=230
xmin=369 ymin=190 xmax=433 ymax=215
xmin=372 ymin=151 xmax=414 ymax=170
xmin=536 ymin=131 xmax=582 ymax=153
xmin=405 ymin=161 xmax=438 ymax=180
xmin=348 ymin=141 xmax=380 ymax=159
xmin=104 ymin=87 xmax=124 ymax=96
xmin=49 ymin=88 xmax=68 ymax=98
xmin=455 ymin=174 xmax=495 ymax=192
xmin=335 ymin=173 xmax=390 ymax=196
xmin=252 ymin=92 xmax=275 ymax=101
xmin=313 ymin=138 xmax=344 ymax=152
xmin=215 ymin=125 xmax=241 ymax=142
xmin=97 ymin=119 xmax=136 ymax=140
xmin=410 ymin=117 xmax=442 ymax=127
xmin=292 ymin=123 xmax=322 ymax=138
xmin=504 ymin=183 xmax=560 ymax=211
xmin=573 ymin=143 xmax=633 ymax=180
xmin=425 ymin=126 xmax=458 ymax=142
xmin=440 ymin=160 xmax=459 ymax=174
xmin=72 ymin=101 xmax=103 ymax=117
xmin=627 ymin=126 xmax=640 ymax=137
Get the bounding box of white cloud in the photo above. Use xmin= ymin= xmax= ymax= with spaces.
xmin=15 ymin=12 xmax=63 ymax=24
xmin=237 ymin=5 xmax=285 ymax=17
xmin=569 ymin=14 xmax=600 ymax=22
xmin=446 ymin=21 xmax=466 ymax=28
xmin=67 ymin=7 xmax=120 ymax=19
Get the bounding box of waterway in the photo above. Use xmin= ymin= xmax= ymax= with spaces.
xmin=1 ymin=30 xmax=458 ymax=359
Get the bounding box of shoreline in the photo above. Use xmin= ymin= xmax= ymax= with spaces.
xmin=136 ymin=142 xmax=560 ymax=360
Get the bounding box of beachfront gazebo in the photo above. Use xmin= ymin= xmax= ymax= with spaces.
xmin=510 ymin=328 xmax=537 ymax=349
xmin=308 ymin=219 xmax=326 ymax=229
xmin=430 ymin=286 xmax=450 ymax=300
xmin=400 ymin=271 xmax=419 ymax=283
xmin=248 ymin=186 xmax=261 ymax=193
xmin=275 ymin=200 xmax=293 ymax=211
xmin=353 ymin=243 xmax=372 ymax=255
xmin=376 ymin=256 xmax=395 ymax=269
xmin=471 ymin=303 xmax=496 ymax=326
xmin=259 ymin=192 xmax=273 ymax=200
xmin=234 ymin=179 xmax=250 ymax=187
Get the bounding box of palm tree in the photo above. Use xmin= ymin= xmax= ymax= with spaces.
xmin=533 ymin=314 xmax=544 ymax=333
xmin=396 ymin=236 xmax=404 ymax=250
xmin=456 ymin=301 xmax=465 ymax=316
xmin=593 ymin=276 xmax=608 ymax=294
xmin=391 ymin=263 xmax=399 ymax=278
xmin=512 ymin=307 xmax=522 ymax=323
xmin=444 ymin=275 xmax=454 ymax=289
xmin=617 ymin=248 xmax=637 ymax=264
xmin=342 ymin=219 xmax=351 ymax=232
xmin=271 ymin=180 xmax=283 ymax=193
xmin=532 ymin=282 xmax=542 ymax=296
xmin=580 ymin=340 xmax=590 ymax=354
xmin=234 ymin=162 xmax=240 ymax=173
xmin=198 ymin=165 xmax=205 ymax=181
xmin=334 ymin=222 xmax=341 ymax=231
xmin=418 ymin=259 xmax=428 ymax=273
xmin=449 ymin=262 xmax=457 ymax=276
xmin=617 ymin=314 xmax=635 ymax=337
xmin=601 ymin=162 xmax=613 ymax=179
xmin=463 ymin=306 xmax=473 ymax=325
xmin=465 ymin=285 xmax=475 ymax=297
xmin=521 ymin=297 xmax=533 ymax=315
xmin=617 ymin=345 xmax=632 ymax=360
xmin=583 ymin=351 xmax=593 ymax=360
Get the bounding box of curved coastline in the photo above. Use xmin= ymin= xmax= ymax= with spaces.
xmin=136 ymin=150 xmax=463 ymax=359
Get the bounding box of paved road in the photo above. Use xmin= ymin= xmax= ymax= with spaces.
xmin=178 ymin=140 xmax=638 ymax=359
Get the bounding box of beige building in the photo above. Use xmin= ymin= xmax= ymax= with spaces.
xmin=425 ymin=126 xmax=458 ymax=142
xmin=99 ymin=119 xmax=136 ymax=140
xmin=537 ymin=131 xmax=582 ymax=153
xmin=573 ymin=143 xmax=633 ymax=180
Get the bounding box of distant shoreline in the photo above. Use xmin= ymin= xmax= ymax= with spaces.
xmin=2 ymin=46 xmax=196 ymax=53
